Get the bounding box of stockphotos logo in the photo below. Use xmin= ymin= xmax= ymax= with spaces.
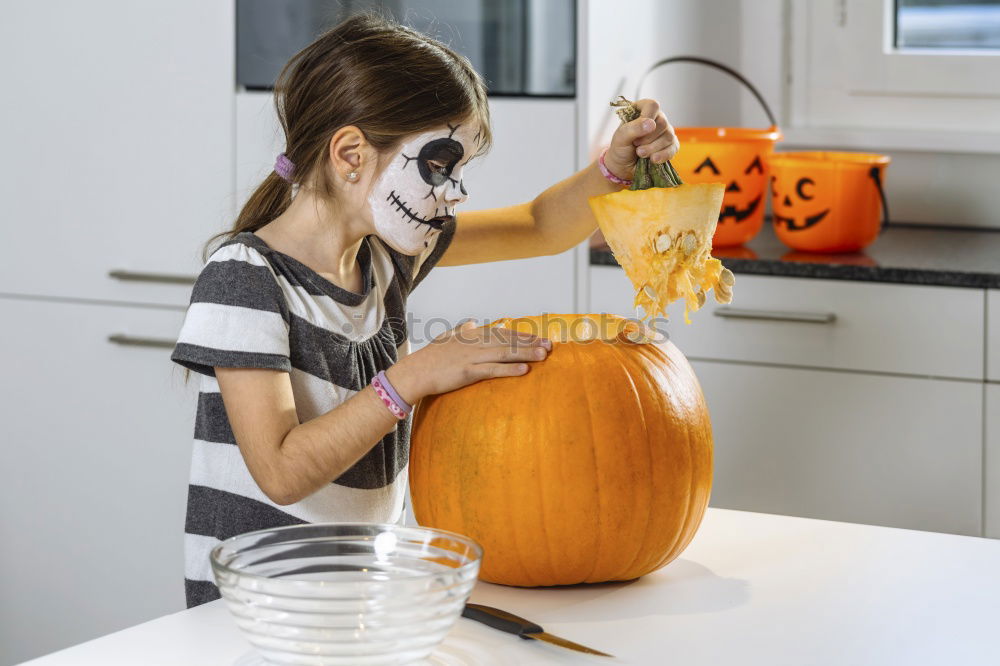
xmin=337 ymin=313 xmax=672 ymax=346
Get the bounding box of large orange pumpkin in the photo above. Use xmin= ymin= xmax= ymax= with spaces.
xmin=409 ymin=314 xmax=713 ymax=587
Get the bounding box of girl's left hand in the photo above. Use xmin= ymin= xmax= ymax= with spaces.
xmin=603 ymin=98 xmax=679 ymax=182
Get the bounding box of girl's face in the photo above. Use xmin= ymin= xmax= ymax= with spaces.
xmin=367 ymin=121 xmax=482 ymax=255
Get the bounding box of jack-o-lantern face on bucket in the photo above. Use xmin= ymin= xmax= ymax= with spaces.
xmin=771 ymin=175 xmax=830 ymax=231
xmin=695 ymin=154 xmax=764 ymax=224
xmin=768 ymin=151 xmax=890 ymax=254
xmin=672 ymin=127 xmax=781 ymax=248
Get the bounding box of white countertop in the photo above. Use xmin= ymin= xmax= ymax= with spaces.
xmin=23 ymin=508 xmax=1000 ymax=665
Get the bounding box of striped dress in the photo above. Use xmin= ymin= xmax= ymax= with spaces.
xmin=170 ymin=227 xmax=454 ymax=607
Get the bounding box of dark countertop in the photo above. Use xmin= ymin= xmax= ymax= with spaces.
xmin=590 ymin=221 xmax=1000 ymax=289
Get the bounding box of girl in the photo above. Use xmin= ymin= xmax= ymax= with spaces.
xmin=171 ymin=14 xmax=677 ymax=607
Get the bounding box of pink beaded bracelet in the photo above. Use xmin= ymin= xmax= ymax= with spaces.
xmin=371 ymin=371 xmax=411 ymax=420
xmin=598 ymin=149 xmax=633 ymax=186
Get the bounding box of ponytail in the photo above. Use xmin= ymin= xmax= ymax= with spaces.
xmin=203 ymin=171 xmax=293 ymax=261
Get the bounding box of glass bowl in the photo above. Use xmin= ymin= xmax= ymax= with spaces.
xmin=210 ymin=523 xmax=482 ymax=666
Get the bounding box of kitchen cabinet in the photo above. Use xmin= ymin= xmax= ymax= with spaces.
xmin=691 ymin=360 xmax=982 ymax=536
xmin=989 ymin=290 xmax=999 ymax=382
xmin=589 ymin=266 xmax=988 ymax=535
xmin=987 ymin=384 xmax=1000 ymax=539
xmin=0 ymin=297 xmax=197 ymax=665
xmin=0 ymin=0 xmax=234 ymax=306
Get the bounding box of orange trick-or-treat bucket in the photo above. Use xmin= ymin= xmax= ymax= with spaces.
xmin=639 ymin=57 xmax=782 ymax=248
xmin=768 ymin=152 xmax=890 ymax=253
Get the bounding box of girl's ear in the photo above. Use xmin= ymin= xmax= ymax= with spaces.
xmin=327 ymin=125 xmax=371 ymax=180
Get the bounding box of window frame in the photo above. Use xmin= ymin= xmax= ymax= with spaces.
xmin=844 ymin=0 xmax=1000 ymax=98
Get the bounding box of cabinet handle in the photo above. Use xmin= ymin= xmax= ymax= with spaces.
xmin=108 ymin=270 xmax=197 ymax=285
xmin=108 ymin=334 xmax=177 ymax=349
xmin=713 ymin=307 xmax=837 ymax=324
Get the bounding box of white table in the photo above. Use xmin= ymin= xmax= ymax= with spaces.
xmin=22 ymin=509 xmax=1000 ymax=665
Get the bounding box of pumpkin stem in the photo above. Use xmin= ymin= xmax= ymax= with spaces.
xmin=610 ymin=96 xmax=683 ymax=191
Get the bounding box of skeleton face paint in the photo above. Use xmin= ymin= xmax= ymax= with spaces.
xmin=368 ymin=122 xmax=481 ymax=255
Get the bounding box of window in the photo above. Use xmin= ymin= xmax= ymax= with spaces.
xmin=896 ymin=0 xmax=1000 ymax=50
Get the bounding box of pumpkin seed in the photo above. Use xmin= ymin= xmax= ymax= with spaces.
xmin=682 ymin=232 xmax=698 ymax=256
xmin=696 ymin=289 xmax=706 ymax=308
xmin=714 ymin=284 xmax=733 ymax=304
xmin=654 ymin=233 xmax=672 ymax=253
xmin=643 ymin=285 xmax=658 ymax=300
xmin=719 ymin=267 xmax=735 ymax=287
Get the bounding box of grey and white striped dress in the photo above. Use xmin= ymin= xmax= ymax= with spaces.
xmin=170 ymin=227 xmax=454 ymax=607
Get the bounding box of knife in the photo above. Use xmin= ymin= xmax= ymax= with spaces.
xmin=461 ymin=603 xmax=614 ymax=658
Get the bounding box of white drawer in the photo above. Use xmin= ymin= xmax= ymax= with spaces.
xmin=590 ymin=267 xmax=985 ymax=380
xmin=989 ymin=290 xmax=1000 ymax=382
xmin=692 ymin=360 xmax=982 ymax=536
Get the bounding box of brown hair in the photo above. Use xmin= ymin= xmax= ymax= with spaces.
xmin=206 ymin=13 xmax=492 ymax=257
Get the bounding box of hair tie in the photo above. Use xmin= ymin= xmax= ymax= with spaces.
xmin=274 ymin=153 xmax=295 ymax=182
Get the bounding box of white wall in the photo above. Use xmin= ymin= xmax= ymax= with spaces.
xmin=639 ymin=2 xmax=745 ymax=128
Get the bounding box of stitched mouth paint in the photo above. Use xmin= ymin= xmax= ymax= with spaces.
xmin=385 ymin=191 xmax=454 ymax=231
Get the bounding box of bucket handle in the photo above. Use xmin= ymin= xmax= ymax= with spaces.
xmin=870 ymin=166 xmax=891 ymax=233
xmin=636 ymin=56 xmax=779 ymax=129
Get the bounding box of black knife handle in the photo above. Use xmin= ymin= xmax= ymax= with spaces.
xmin=462 ymin=603 xmax=544 ymax=639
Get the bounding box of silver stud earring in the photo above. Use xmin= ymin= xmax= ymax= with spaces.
xmin=346 ymin=171 xmax=358 ymax=182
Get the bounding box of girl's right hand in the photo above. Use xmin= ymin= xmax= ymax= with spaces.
xmin=386 ymin=321 xmax=551 ymax=404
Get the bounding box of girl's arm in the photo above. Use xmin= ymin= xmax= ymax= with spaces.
xmin=439 ymin=99 xmax=678 ymax=267
xmin=217 ymin=323 xmax=550 ymax=506
xmin=216 ymin=367 xmax=398 ymax=505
